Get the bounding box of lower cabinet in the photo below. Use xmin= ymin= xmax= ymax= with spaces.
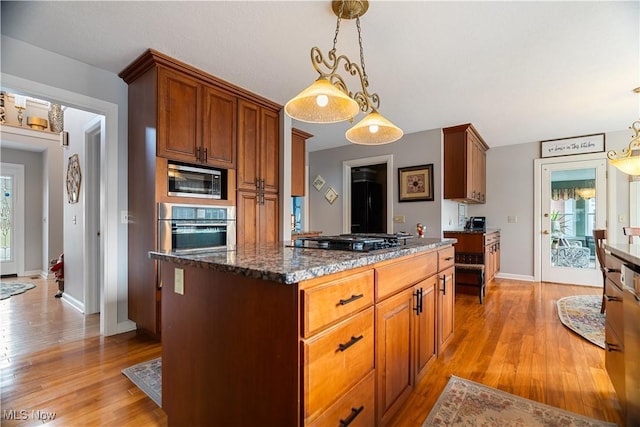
xmin=438 ymin=266 xmax=455 ymax=354
xmin=415 ymin=275 xmax=438 ymax=381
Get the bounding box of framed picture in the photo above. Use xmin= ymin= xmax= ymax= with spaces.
xmin=324 ymin=187 xmax=338 ymax=204
xmin=312 ymin=175 xmax=326 ymax=191
xmin=540 ymin=133 xmax=605 ymax=158
xmin=398 ymin=164 xmax=434 ymax=202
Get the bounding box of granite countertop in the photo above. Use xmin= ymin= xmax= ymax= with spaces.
xmin=605 ymin=243 xmax=640 ymax=269
xmin=149 ymin=238 xmax=456 ymax=284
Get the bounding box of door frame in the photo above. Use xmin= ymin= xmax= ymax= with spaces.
xmin=0 ymin=162 xmax=25 ymax=277
xmin=2 ymin=73 xmax=134 ymax=336
xmin=342 ymin=154 xmax=394 ymax=234
xmin=533 ymin=152 xmax=607 ymax=284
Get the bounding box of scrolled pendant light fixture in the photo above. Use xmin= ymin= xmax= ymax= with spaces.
xmin=607 ymin=119 xmax=640 ymax=176
xmin=285 ymin=0 xmax=403 ymax=145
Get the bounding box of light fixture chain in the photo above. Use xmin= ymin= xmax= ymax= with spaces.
xmin=356 ymin=16 xmax=368 ymax=82
xmin=332 ymin=1 xmax=346 ymax=52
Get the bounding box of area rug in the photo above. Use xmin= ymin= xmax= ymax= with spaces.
xmin=0 ymin=281 xmax=36 ymax=300
xmin=556 ymin=295 xmax=605 ymax=349
xmin=422 ymin=375 xmax=616 ymax=426
xmin=122 ymin=357 xmax=161 ymax=407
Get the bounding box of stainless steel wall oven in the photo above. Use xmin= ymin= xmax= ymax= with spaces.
xmin=158 ymin=203 xmax=236 ymax=253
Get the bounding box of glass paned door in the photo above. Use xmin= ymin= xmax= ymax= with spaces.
xmin=0 ymin=172 xmax=16 ymax=274
xmin=541 ymin=159 xmax=606 ymax=286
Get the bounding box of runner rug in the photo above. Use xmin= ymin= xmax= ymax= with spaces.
xmin=556 ymin=294 xmax=605 ymax=349
xmin=0 ymin=281 xmax=36 ymax=300
xmin=122 ymin=357 xmax=162 ymax=407
xmin=422 ymin=375 xmax=616 ymax=426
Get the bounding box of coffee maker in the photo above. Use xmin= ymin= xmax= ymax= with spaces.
xmin=465 ymin=216 xmax=486 ymax=231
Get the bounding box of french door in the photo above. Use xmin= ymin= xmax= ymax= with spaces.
xmin=0 ymin=163 xmax=24 ymax=277
xmin=539 ymin=157 xmax=606 ymax=286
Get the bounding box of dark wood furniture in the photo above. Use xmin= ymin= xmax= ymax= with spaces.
xmin=443 ymin=230 xmax=500 ymax=302
xmin=157 ymin=243 xmax=454 ymax=426
xmin=291 ymin=128 xmax=313 ymax=197
xmin=443 ymin=123 xmax=489 ymax=204
xmin=623 ymin=226 xmax=640 ymax=244
xmin=593 ymin=229 xmax=611 ymax=313
xmin=119 ymin=49 xmax=281 ymax=336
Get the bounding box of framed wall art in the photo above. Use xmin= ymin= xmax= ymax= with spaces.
xmin=66 ymin=153 xmax=82 ymax=204
xmin=312 ymin=175 xmax=326 ymax=191
xmin=324 ymin=187 xmax=338 ymax=204
xmin=398 ymin=164 xmax=434 ymax=202
xmin=540 ymin=133 xmax=605 ymax=158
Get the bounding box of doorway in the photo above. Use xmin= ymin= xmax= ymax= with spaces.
xmin=0 ymin=163 xmax=25 ymax=277
xmin=535 ymin=155 xmax=607 ymax=286
xmin=342 ymin=155 xmax=394 ymax=234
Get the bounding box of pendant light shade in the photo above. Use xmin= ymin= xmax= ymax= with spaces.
xmin=346 ymin=110 xmax=404 ymax=145
xmin=607 ymin=119 xmax=640 ymax=176
xmin=609 ymin=155 xmax=640 ymax=175
xmin=285 ymin=78 xmax=359 ymax=124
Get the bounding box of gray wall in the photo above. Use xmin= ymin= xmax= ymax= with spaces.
xmin=309 ymin=128 xmax=443 ymax=237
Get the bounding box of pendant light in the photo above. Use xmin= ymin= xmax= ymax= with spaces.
xmin=607 ymin=119 xmax=640 ymax=175
xmin=285 ymin=0 xmax=403 ymax=145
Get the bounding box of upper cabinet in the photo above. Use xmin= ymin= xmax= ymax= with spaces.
xmin=157 ymin=67 xmax=237 ymax=168
xmin=443 ymin=123 xmax=489 ymax=204
xmin=291 ymin=128 xmax=313 ymax=197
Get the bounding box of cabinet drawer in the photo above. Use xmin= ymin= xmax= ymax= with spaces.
xmin=605 ymin=254 xmax=624 ymax=290
xmin=438 ymin=246 xmax=455 ymax=271
xmin=376 ymin=252 xmax=437 ymax=301
xmin=307 ymin=370 xmax=375 ymax=427
xmin=605 ymin=278 xmax=624 ymax=339
xmin=302 ymin=307 xmax=375 ymax=420
xmin=605 ymin=325 xmax=626 ymax=408
xmin=302 ymin=270 xmax=374 ymax=337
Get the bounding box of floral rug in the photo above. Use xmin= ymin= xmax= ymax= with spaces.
xmin=0 ymin=281 xmax=36 ymax=300
xmin=122 ymin=357 xmax=161 ymax=407
xmin=422 ymin=375 xmax=616 ymax=426
xmin=556 ymin=295 xmax=605 ymax=349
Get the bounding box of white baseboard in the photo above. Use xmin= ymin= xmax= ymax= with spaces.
xmin=61 ymin=293 xmax=85 ymax=314
xmin=116 ymin=320 xmax=137 ymax=335
xmin=495 ymin=272 xmax=536 ymax=282
xmin=22 ymin=269 xmax=47 ymax=278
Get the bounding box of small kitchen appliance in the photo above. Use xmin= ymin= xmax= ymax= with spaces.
xmin=167 ymin=161 xmax=223 ymax=199
xmin=291 ymin=233 xmax=413 ymax=252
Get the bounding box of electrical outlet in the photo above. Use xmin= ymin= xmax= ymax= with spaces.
xmin=120 ymin=211 xmax=130 ymax=224
xmin=175 ymin=268 xmax=184 ymax=295
xmin=393 ymin=215 xmax=406 ymax=224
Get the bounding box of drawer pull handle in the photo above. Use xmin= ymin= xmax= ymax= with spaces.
xmin=441 ymin=275 xmax=447 ymax=295
xmin=338 ymin=335 xmax=364 ymax=352
xmin=605 ymin=295 xmax=621 ymax=302
xmin=339 ymin=406 xmax=364 ymax=426
xmin=444 ymin=256 xmax=454 ymax=261
xmin=605 ymin=341 xmax=622 ymax=352
xmin=339 ymin=294 xmax=364 ymax=306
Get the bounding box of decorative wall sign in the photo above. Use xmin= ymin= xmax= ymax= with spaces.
xmin=398 ymin=164 xmax=434 ymax=202
xmin=540 ymin=133 xmax=605 ymax=158
xmin=312 ymin=175 xmax=326 ymax=191
xmin=66 ymin=154 xmax=81 ymax=204
xmin=324 ymin=187 xmax=338 ymax=204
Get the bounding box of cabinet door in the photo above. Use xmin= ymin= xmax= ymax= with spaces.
xmin=237 ymin=99 xmax=260 ymax=192
xmin=157 ymin=67 xmax=201 ymax=162
xmin=261 ymin=108 xmax=280 ymax=193
xmin=485 ymin=244 xmax=494 ymax=282
xmin=259 ymin=192 xmax=279 ymax=244
xmin=376 ymin=287 xmax=414 ymax=426
xmin=438 ymin=266 xmax=455 ymax=354
xmin=202 ymin=85 xmax=236 ymax=168
xmin=236 ymin=190 xmax=258 ymax=246
xmin=415 ymin=276 xmax=437 ymax=382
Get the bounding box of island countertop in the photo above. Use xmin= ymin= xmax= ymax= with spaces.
xmin=605 ymin=243 xmax=640 ymax=269
xmin=149 ymin=237 xmax=456 ymax=284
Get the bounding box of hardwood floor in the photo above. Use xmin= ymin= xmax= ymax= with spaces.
xmin=1 ymin=276 xmax=623 ymax=426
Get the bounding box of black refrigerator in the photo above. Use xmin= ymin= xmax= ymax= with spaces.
xmin=351 ymin=181 xmax=384 ymax=233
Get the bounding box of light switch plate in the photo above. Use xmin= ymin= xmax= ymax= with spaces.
xmin=174 ymin=268 xmax=184 ymax=295
xmin=393 ymin=215 xmax=406 ymax=224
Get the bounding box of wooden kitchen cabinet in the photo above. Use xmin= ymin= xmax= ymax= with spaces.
xmin=414 ymin=275 xmax=438 ymax=382
xmin=119 ymin=49 xmax=280 ymax=337
xmin=443 ymin=123 xmax=489 ymax=203
xmin=604 ymin=253 xmax=625 ymax=412
xmin=437 ymin=266 xmax=455 ymax=353
xmin=443 ymin=230 xmax=501 ymax=295
xmin=157 ymin=67 xmax=237 ymax=168
xmin=292 ymin=128 xmax=313 ymax=197
xmin=237 ymin=99 xmax=280 ymax=245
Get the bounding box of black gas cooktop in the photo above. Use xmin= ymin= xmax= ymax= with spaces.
xmin=290 ymin=233 xmax=414 ymax=252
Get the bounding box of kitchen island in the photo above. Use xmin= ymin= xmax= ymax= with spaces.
xmin=150 ymin=237 xmax=455 ymax=426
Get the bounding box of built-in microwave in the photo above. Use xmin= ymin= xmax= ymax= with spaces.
xmin=158 ymin=203 xmax=236 ymax=254
xmin=167 ymin=162 xmax=222 ymax=199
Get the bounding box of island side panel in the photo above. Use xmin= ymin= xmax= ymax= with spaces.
xmin=160 ymin=261 xmax=300 ymax=426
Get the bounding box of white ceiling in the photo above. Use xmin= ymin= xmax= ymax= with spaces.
xmin=2 ymin=1 xmax=638 ymax=152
